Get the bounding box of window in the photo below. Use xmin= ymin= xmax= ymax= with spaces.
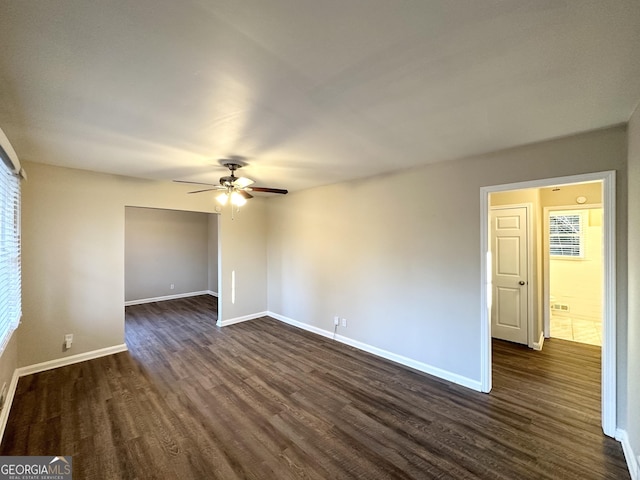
xmin=0 ymin=157 xmax=21 ymax=354
xmin=549 ymin=212 xmax=583 ymax=258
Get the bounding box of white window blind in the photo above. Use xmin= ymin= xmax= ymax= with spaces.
xmin=0 ymin=157 xmax=21 ymax=354
xmin=549 ymin=212 xmax=583 ymax=258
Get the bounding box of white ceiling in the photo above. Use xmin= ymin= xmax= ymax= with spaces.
xmin=1 ymin=1 xmax=639 ymax=192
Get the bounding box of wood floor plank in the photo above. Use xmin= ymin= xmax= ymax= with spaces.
xmin=1 ymin=295 xmax=630 ymax=479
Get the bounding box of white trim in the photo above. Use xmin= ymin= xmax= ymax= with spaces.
xmin=268 ymin=312 xmax=338 ymax=339
xmin=124 ymin=290 xmax=212 ymax=306
xmin=480 ymin=170 xmax=616 ymax=436
xmin=616 ymin=429 xmax=638 ymax=480
xmin=601 ymin=171 xmax=617 ymax=437
xmin=268 ymin=312 xmax=483 ymax=392
xmin=269 ymin=312 xmax=335 ymax=340
xmin=480 ymin=192 xmax=492 ymax=393
xmin=16 ymin=344 xmax=129 ymax=377
xmin=0 ymin=369 xmax=20 ymax=444
xmin=533 ymin=331 xmax=545 ymax=351
xmin=0 ymin=126 xmax=22 ymax=173
xmin=207 ymin=290 xmax=219 ymax=297
xmin=217 ymin=311 xmax=268 ymax=327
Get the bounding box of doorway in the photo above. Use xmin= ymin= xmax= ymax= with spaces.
xmin=480 ymin=171 xmax=616 ymax=437
xmin=124 ymin=206 xmax=220 ymax=314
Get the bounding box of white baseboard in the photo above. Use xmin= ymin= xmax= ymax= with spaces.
xmin=268 ymin=312 xmax=335 ymax=340
xmin=0 ymin=343 xmax=129 ymax=445
xmin=125 ymin=290 xmax=213 ymax=306
xmin=0 ymin=369 xmax=20 ymax=444
xmin=267 ymin=312 xmax=482 ymax=392
xmin=16 ymin=344 xmax=129 ymax=377
xmin=207 ymin=290 xmax=219 ymax=297
xmin=217 ymin=311 xmax=268 ymax=327
xmin=533 ymin=331 xmax=545 ymax=351
xmin=616 ymin=428 xmax=638 ymax=480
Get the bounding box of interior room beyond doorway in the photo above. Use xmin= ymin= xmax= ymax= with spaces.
xmin=489 ymin=180 xmax=603 ymax=348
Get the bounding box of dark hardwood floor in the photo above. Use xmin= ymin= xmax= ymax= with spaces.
xmin=1 ymin=296 xmax=629 ymax=479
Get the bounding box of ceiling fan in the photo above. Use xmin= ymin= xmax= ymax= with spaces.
xmin=174 ymin=160 xmax=288 ymax=207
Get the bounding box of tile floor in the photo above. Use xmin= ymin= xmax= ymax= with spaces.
xmin=550 ymin=315 xmax=601 ymax=346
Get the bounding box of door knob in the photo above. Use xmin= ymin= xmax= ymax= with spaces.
xmin=519 ymin=281 xmax=525 ymax=285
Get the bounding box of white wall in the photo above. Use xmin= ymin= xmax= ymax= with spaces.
xmin=125 ymin=207 xmax=210 ymax=301
xmin=19 ymin=162 xmax=255 ymax=367
xmin=266 ymin=126 xmax=628 ymax=420
xmin=627 ymin=105 xmax=640 ymax=469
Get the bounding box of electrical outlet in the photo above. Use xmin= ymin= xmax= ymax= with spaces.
xmin=341 ymin=318 xmax=347 ymax=327
xmin=64 ymin=334 xmax=73 ymax=350
xmin=334 ymin=316 xmax=339 ymax=326
xmin=170 ymin=284 xmax=175 ymax=290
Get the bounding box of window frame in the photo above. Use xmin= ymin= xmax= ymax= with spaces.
xmin=548 ymin=210 xmax=586 ymax=260
xmin=0 ymin=155 xmax=21 ymax=354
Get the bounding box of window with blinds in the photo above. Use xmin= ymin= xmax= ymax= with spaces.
xmin=549 ymin=212 xmax=583 ymax=258
xmin=0 ymin=157 xmax=21 ymax=354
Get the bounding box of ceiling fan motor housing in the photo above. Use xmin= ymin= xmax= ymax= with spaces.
xmin=220 ymin=175 xmax=236 ymax=187
xmin=220 ymin=161 xmax=243 ymax=187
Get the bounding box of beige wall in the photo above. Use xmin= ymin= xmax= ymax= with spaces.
xmin=548 ymin=209 xmax=603 ymax=323
xmin=21 ymin=164 xmax=126 ymax=367
xmin=125 ymin=207 xmax=211 ymax=302
xmin=267 ymin=126 xmax=628 ymax=421
xmin=541 ymin=183 xmax=603 ymax=328
xmin=208 ymin=214 xmax=219 ymax=294
xmin=19 ymin=162 xmax=256 ymax=367
xmin=627 ymin=105 xmax=640 ymax=464
xmin=218 ymin=201 xmax=267 ymax=322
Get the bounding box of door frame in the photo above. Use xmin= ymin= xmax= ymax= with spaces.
xmin=479 ymin=170 xmax=616 ymax=437
xmin=543 ymin=203 xmax=603 ymax=338
xmin=490 ymin=204 xmax=534 ymax=348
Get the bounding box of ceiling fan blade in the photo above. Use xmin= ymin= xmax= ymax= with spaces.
xmin=233 ymin=176 xmax=254 ymax=188
xmin=237 ymin=189 xmax=254 ymax=199
xmin=174 ymin=180 xmax=219 ymax=187
xmin=247 ymin=187 xmax=288 ymax=195
xmin=188 ymin=187 xmax=225 ymax=194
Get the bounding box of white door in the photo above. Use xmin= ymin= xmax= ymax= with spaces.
xmin=490 ymin=206 xmax=529 ymax=345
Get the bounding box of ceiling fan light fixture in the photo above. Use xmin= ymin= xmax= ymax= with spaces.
xmin=175 ymin=160 xmax=288 ymax=214
xmin=230 ymin=190 xmax=247 ymax=206
xmin=216 ymin=192 xmax=229 ymax=205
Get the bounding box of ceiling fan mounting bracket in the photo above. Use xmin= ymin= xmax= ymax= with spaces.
xmin=219 ymin=159 xmax=246 ymax=171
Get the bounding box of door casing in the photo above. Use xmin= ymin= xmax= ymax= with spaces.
xmin=480 ymin=170 xmax=616 ymax=437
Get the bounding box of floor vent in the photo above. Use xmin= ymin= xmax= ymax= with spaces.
xmin=551 ymin=303 xmax=570 ymax=312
